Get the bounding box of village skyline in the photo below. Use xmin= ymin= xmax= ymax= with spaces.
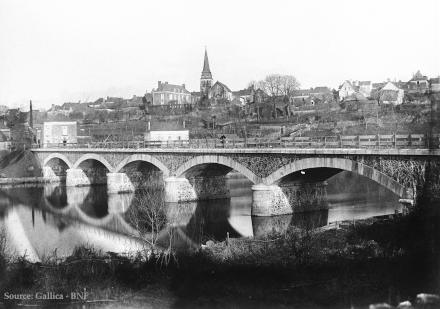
xmin=1 ymin=0 xmax=439 ymax=110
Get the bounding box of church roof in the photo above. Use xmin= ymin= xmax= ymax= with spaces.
xmin=212 ymin=81 xmax=232 ymax=93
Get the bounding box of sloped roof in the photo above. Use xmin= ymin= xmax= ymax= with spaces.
xmin=311 ymin=86 xmax=331 ymax=93
xmin=233 ymin=87 xmax=252 ymax=96
xmin=372 ymin=82 xmax=386 ymax=89
xmin=382 ymin=81 xmax=401 ymax=91
xmin=156 ymin=82 xmax=191 ymax=94
xmin=339 ymin=80 xmax=354 ymax=90
xmin=359 ymin=81 xmax=371 ymax=86
xmin=212 ymin=81 xmax=232 ymax=93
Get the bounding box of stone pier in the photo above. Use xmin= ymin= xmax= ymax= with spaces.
xmin=66 ymin=168 xmax=91 ymax=187
xmin=107 ymin=173 xmax=135 ymax=194
xmin=251 ymin=184 xmax=292 ymax=216
xmin=251 ymin=182 xmax=329 ymax=216
xmin=164 ymin=177 xmax=197 ymax=203
xmin=164 ymin=175 xmax=230 ymax=203
xmin=42 ymin=166 xmax=62 ymax=183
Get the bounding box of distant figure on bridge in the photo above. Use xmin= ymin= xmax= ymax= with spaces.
xmin=220 ymin=135 xmax=226 ymax=148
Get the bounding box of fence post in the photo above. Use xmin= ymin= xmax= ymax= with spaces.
xmin=377 ymin=134 xmax=380 ymax=149
xmin=357 ymin=135 xmax=360 ymax=148
xmin=323 ymin=136 xmax=327 ymax=148
xmin=408 ymin=134 xmax=412 ymax=147
xmin=392 ymin=133 xmax=396 ymax=148
xmin=339 ymin=135 xmax=342 ymax=148
xmin=425 ymin=132 xmax=429 ymax=149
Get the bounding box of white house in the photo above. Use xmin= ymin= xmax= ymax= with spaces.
xmin=338 ymin=81 xmax=356 ymax=101
xmin=43 ymin=121 xmax=77 ymax=147
xmin=144 ymin=130 xmax=189 ymax=142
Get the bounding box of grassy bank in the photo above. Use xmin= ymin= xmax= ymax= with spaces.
xmin=1 ymin=203 xmax=439 ymax=308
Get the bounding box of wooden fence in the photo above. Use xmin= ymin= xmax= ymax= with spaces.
xmin=35 ymin=133 xmax=440 ymax=150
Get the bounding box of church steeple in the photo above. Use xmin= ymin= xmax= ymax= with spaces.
xmin=202 ymin=48 xmax=211 ymax=77
xmin=200 ymin=47 xmax=213 ymax=98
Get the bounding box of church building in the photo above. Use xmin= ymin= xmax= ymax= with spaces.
xmin=200 ymin=48 xmax=233 ymax=103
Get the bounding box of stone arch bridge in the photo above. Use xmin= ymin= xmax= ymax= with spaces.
xmin=31 ymin=148 xmax=440 ymax=216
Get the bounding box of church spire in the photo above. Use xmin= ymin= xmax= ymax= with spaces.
xmin=202 ymin=48 xmax=211 ymax=74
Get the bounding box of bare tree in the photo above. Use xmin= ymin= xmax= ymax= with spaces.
xmin=251 ymin=74 xmax=300 ymax=119
xmin=253 ymin=74 xmax=300 ymax=98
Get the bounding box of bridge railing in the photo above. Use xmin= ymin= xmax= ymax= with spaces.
xmin=34 ymin=133 xmax=440 ymax=149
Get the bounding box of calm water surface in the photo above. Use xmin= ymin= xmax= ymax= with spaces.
xmin=0 ymin=171 xmax=402 ymax=260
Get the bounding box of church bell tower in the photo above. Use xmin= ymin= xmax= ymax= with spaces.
xmin=200 ymin=48 xmax=213 ymax=98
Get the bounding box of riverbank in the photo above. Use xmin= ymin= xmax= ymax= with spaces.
xmin=1 ymin=203 xmax=439 ymax=308
xmin=0 ymin=150 xmax=43 ymax=186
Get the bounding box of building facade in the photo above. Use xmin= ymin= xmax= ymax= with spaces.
xmin=151 ymin=81 xmax=192 ymax=105
xmin=43 ymin=121 xmax=77 ymax=147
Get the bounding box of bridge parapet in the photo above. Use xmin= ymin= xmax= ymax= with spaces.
xmin=32 ymin=133 xmax=440 ymax=150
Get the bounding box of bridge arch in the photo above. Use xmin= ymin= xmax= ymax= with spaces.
xmin=175 ymin=155 xmax=260 ymax=184
xmin=264 ymin=157 xmax=407 ymax=198
xmin=42 ymin=153 xmax=73 ymax=169
xmin=113 ymin=154 xmax=170 ymax=177
xmin=72 ymin=153 xmax=114 ymax=172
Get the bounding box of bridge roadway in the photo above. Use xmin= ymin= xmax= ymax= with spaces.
xmin=31 ymin=147 xmax=440 ymax=216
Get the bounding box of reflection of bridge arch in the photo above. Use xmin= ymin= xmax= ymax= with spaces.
xmin=72 ymin=153 xmax=114 ymax=172
xmin=264 ymin=157 xmax=407 ymax=198
xmin=175 ymin=155 xmax=260 ymax=184
xmin=43 ymin=192 xmax=113 ymax=226
xmin=43 ymin=192 xmax=138 ymax=236
xmin=43 ymin=153 xmax=73 ymax=169
xmin=113 ymin=154 xmax=170 ymax=177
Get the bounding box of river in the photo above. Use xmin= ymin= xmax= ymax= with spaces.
xmin=0 ymin=171 xmax=402 ymax=260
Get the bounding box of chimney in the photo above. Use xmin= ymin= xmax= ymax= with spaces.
xmin=158 ymin=81 xmax=161 ymax=88
xmin=165 ymin=81 xmax=168 ymax=84
xmin=182 ymin=84 xmax=186 ymax=89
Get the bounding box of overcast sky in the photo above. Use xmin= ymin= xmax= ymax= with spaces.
xmin=1 ymin=0 xmax=439 ymax=110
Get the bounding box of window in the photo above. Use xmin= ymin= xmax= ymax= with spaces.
xmin=62 ymin=126 xmax=68 ymax=136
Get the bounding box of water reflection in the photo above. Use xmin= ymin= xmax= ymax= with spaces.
xmin=0 ymin=171 xmax=403 ymax=258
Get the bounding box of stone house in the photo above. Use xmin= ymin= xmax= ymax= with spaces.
xmin=407 ymin=70 xmax=429 ymax=93
xmin=151 ymin=81 xmax=192 ymax=105
xmin=375 ymin=82 xmax=404 ymax=105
